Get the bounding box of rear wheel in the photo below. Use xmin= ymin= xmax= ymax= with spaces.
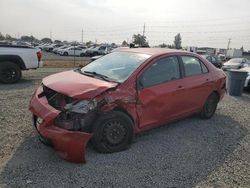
xmin=80 ymin=53 xmax=84 ymax=57
xmin=92 ymin=111 xmax=134 ymax=153
xmin=0 ymin=62 xmax=22 ymax=84
xmin=63 ymin=52 xmax=68 ymax=56
xmin=200 ymin=93 xmax=219 ymax=119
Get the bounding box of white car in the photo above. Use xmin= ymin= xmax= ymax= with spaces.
xmin=53 ymin=45 xmax=69 ymax=54
xmin=240 ymin=65 xmax=250 ymax=88
xmin=0 ymin=45 xmax=43 ymax=83
xmin=86 ymin=46 xmax=111 ymax=56
xmin=222 ymin=58 xmax=249 ymax=70
xmin=59 ymin=46 xmax=86 ymax=56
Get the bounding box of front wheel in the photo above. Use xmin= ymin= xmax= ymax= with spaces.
xmin=200 ymin=93 xmax=219 ymax=119
xmin=0 ymin=62 xmax=22 ymax=84
xmin=92 ymin=111 xmax=134 ymax=153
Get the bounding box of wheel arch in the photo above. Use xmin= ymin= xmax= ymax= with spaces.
xmin=211 ymin=90 xmax=220 ymax=102
xmin=0 ymin=55 xmax=26 ymax=70
xmin=113 ymin=107 xmax=135 ymax=126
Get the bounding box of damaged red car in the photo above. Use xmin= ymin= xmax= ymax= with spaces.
xmin=29 ymin=48 xmax=226 ymax=163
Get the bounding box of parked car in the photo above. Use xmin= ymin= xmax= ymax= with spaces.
xmin=222 ymin=58 xmax=249 ymax=70
xmin=44 ymin=44 xmax=63 ymax=52
xmin=201 ymin=55 xmax=222 ymax=68
xmin=86 ymin=45 xmax=111 ymax=56
xmin=0 ymin=45 xmax=42 ymax=83
xmin=36 ymin=43 xmax=50 ymax=50
xmin=29 ymin=48 xmax=226 ymax=163
xmin=240 ymin=64 xmax=250 ymax=88
xmin=59 ymin=46 xmax=86 ymax=56
xmin=52 ymin=45 xmax=69 ymax=54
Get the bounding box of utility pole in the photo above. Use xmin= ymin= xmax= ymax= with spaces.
xmin=227 ymin=38 xmax=231 ymax=49
xmin=142 ymin=23 xmax=146 ymax=37
xmin=81 ymin=29 xmax=83 ymax=44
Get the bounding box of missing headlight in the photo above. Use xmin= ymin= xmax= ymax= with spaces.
xmin=64 ymin=100 xmax=97 ymax=114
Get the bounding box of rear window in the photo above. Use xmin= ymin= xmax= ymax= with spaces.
xmin=181 ymin=56 xmax=208 ymax=76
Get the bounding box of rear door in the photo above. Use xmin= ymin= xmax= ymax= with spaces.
xmin=136 ymin=56 xmax=187 ymax=128
xmin=179 ymin=56 xmax=213 ymax=111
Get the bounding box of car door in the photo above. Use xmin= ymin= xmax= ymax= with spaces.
xmin=68 ymin=48 xmax=74 ymax=56
xmin=136 ymin=56 xmax=187 ymax=128
xmin=74 ymin=48 xmax=82 ymax=56
xmin=180 ymin=56 xmax=213 ymax=112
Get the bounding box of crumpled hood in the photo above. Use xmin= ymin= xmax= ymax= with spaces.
xmin=42 ymin=70 xmax=118 ymax=99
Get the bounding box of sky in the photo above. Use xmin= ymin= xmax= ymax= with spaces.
xmin=0 ymin=0 xmax=250 ymax=49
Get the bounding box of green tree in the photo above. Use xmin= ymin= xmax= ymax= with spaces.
xmin=86 ymin=41 xmax=92 ymax=47
xmin=122 ymin=40 xmax=128 ymax=46
xmin=173 ymin=33 xmax=182 ymax=49
xmin=41 ymin=37 xmax=52 ymax=43
xmin=0 ymin=32 xmax=5 ymax=40
xmin=21 ymin=35 xmax=37 ymax=42
xmin=240 ymin=46 xmax=244 ymax=52
xmin=159 ymin=43 xmax=167 ymax=48
xmin=5 ymin=34 xmax=15 ymax=41
xmin=132 ymin=34 xmax=148 ymax=47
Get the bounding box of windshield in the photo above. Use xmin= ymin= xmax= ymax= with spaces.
xmin=81 ymin=52 xmax=151 ymax=83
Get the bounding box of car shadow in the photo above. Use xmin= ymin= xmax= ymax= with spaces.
xmin=0 ymin=114 xmax=246 ymax=187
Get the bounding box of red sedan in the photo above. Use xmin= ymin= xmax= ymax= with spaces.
xmin=29 ymin=48 xmax=226 ymax=163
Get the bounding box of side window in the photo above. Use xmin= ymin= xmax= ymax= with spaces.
xmin=211 ymin=56 xmax=216 ymax=63
xmin=140 ymin=56 xmax=180 ymax=88
xmin=99 ymin=46 xmax=106 ymax=50
xmin=200 ymin=61 xmax=208 ymax=73
xmin=181 ymin=56 xmax=203 ymax=76
xmin=206 ymin=56 xmax=212 ymax=62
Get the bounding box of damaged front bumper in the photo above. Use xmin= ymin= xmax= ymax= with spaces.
xmin=29 ymin=86 xmax=93 ymax=163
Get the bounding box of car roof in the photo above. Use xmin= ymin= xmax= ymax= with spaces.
xmin=117 ymin=48 xmax=187 ymax=56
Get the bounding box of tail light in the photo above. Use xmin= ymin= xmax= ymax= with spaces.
xmin=37 ymin=51 xmax=42 ymax=62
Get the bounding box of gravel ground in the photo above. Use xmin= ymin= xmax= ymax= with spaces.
xmin=0 ymin=68 xmax=250 ymax=188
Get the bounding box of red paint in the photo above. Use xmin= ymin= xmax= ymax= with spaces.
xmin=43 ymin=70 xmax=117 ymax=99
xmin=29 ymin=48 xmax=226 ymax=163
xmin=29 ymin=86 xmax=92 ymax=162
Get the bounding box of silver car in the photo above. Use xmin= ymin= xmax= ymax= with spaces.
xmin=222 ymin=58 xmax=249 ymax=70
xmin=240 ymin=65 xmax=250 ymax=88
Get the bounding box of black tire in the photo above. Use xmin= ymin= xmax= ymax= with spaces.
xmin=38 ymin=135 xmax=53 ymax=146
xmin=200 ymin=93 xmax=219 ymax=119
xmin=0 ymin=62 xmax=22 ymax=84
xmin=92 ymin=111 xmax=134 ymax=153
xmin=63 ymin=52 xmax=68 ymax=56
xmin=80 ymin=53 xmax=84 ymax=57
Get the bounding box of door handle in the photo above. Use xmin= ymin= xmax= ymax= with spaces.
xmin=177 ymin=85 xmax=184 ymax=89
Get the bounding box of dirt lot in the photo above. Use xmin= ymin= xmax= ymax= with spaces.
xmin=0 ymin=67 xmax=250 ymax=187
xmin=42 ymin=51 xmax=91 ymax=68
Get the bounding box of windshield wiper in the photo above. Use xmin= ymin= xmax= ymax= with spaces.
xmin=82 ymin=71 xmax=119 ymax=83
